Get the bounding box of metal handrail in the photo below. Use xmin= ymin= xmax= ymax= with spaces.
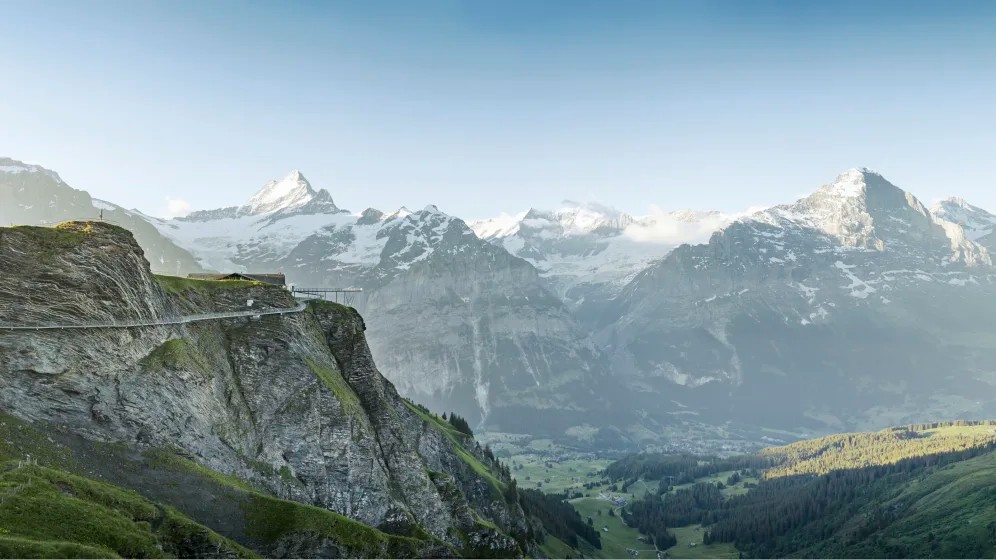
xmin=0 ymin=303 xmax=307 ymax=331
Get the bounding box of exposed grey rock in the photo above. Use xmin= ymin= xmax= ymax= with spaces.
xmin=0 ymin=221 xmax=532 ymax=556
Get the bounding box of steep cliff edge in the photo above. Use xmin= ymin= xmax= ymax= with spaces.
xmin=0 ymin=221 xmax=533 ymax=558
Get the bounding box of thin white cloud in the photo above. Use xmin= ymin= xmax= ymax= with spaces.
xmin=623 ymin=213 xmax=735 ymax=245
xmin=164 ymin=198 xmax=192 ymax=218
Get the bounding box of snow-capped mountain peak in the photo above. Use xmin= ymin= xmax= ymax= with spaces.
xmin=478 ymin=201 xmax=637 ymax=239
xmin=932 ymin=196 xmax=996 ymax=243
xmin=554 ymin=200 xmax=636 ymax=234
xmin=720 ymin=168 xmax=991 ymax=274
xmin=0 ymin=157 xmax=65 ymax=183
xmin=242 ymin=170 xmax=336 ymax=216
xmin=749 ymin=168 xmax=949 ymax=252
xmin=384 ymin=206 xmax=412 ymax=221
xmin=823 ymin=167 xmax=870 ymax=197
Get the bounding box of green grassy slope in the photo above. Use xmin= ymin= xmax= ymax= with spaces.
xmin=0 ymin=413 xmax=449 ymax=558
xmin=708 ymin=421 xmax=996 ymax=558
xmin=569 ymin=497 xmax=647 ymax=559
xmin=537 ymin=535 xmax=576 ymax=559
xmin=0 ymin=461 xmax=253 ymax=559
xmin=791 ymin=450 xmax=996 ymax=558
xmin=404 ymin=401 xmax=508 ymax=495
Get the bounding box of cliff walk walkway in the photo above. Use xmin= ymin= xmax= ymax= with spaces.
xmin=0 ymin=303 xmax=307 ymax=331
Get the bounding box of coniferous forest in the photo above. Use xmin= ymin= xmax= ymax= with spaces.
xmin=610 ymin=421 xmax=996 ymax=558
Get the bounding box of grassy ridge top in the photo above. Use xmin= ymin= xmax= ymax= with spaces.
xmin=0 ymin=220 xmax=133 ymax=242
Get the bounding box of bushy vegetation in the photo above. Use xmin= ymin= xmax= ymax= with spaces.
xmin=0 ymin=536 xmax=116 ymax=558
xmin=516 ymin=487 xmax=602 ymax=550
xmin=705 ymin=444 xmax=996 ymax=557
xmin=139 ymin=338 xmax=211 ymax=375
xmin=446 ymin=412 xmax=475 ymax=437
xmin=605 ymin=452 xmax=767 ymax=488
xmin=625 ymin=483 xmax=724 ymax=529
xmin=305 ymin=357 xmax=364 ymax=418
xmin=243 ymin=493 xmax=430 ymax=558
xmin=1 ymin=223 xmax=91 ymax=260
xmin=305 ymin=299 xmax=354 ymax=314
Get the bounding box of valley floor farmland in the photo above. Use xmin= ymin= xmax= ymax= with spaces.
xmin=506 ymin=445 xmax=752 ymax=559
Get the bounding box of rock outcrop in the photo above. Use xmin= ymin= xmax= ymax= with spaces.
xmin=0 ymin=221 xmax=531 ymax=557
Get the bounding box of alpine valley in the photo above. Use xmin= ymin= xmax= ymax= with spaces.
xmin=4 ymin=159 xmax=996 ymax=452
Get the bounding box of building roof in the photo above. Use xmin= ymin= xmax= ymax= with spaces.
xmin=187 ymin=272 xmax=286 ymax=286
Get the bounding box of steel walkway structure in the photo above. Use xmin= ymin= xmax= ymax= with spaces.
xmin=0 ymin=303 xmax=307 ymax=331
xmin=291 ymin=288 xmax=362 ymax=304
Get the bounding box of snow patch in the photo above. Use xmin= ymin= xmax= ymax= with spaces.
xmin=835 ymin=260 xmax=877 ymax=299
xmin=0 ymin=163 xmax=62 ymax=182
xmin=825 ymin=168 xmax=868 ymax=198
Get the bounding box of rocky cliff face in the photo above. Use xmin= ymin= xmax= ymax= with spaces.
xmin=599 ymin=170 xmax=996 ymax=435
xmin=292 ymin=208 xmax=614 ymax=435
xmin=0 ymin=221 xmax=532 ymax=557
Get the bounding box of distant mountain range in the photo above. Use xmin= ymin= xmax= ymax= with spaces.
xmin=4 ymin=158 xmax=995 ymax=448
xmin=598 ymin=169 xmax=996 ymax=435
xmin=470 ymin=204 xmax=741 ymax=325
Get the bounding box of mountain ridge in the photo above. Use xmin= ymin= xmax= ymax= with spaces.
xmin=6 ymin=157 xmax=996 ymax=449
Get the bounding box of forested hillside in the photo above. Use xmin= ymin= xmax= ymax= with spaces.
xmin=760 ymin=420 xmax=996 ymax=478
xmin=607 ymin=421 xmax=996 ymax=558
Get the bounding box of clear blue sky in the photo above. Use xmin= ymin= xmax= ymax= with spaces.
xmin=2 ymin=0 xmax=995 ymax=219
